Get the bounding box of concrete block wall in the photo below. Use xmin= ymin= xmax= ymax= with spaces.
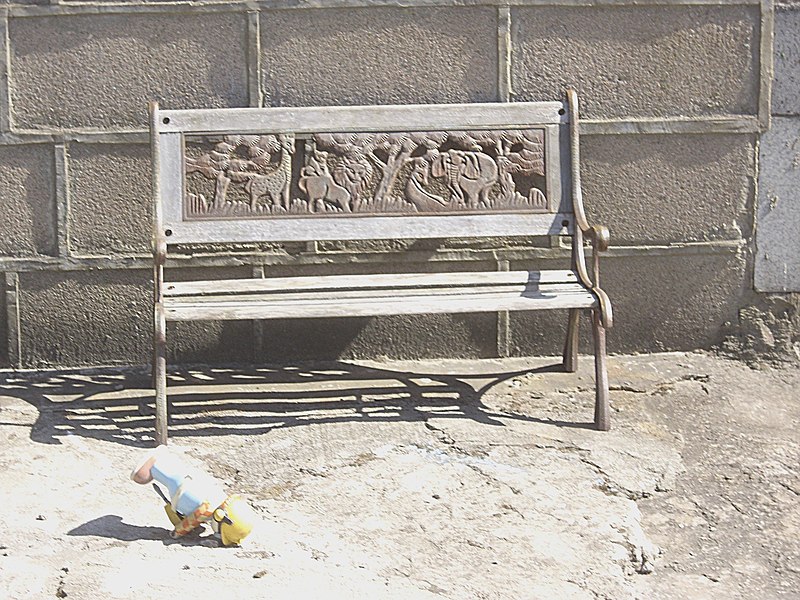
xmin=756 ymin=1 xmax=800 ymax=291
xmin=0 ymin=1 xmax=778 ymax=368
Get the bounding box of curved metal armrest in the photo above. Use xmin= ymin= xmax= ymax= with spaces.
xmin=153 ymin=237 xmax=167 ymax=303
xmin=152 ymin=237 xmax=167 ymax=266
xmin=573 ymin=223 xmax=613 ymax=329
xmin=588 ymin=224 xmax=610 ymax=253
xmin=588 ymin=225 xmax=612 ymax=329
xmin=566 ymin=89 xmax=612 ymax=329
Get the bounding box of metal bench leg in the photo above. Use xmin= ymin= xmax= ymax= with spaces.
xmin=592 ymin=309 xmax=610 ymax=431
xmin=563 ymin=308 xmax=580 ymax=372
xmin=154 ymin=303 xmax=168 ymax=445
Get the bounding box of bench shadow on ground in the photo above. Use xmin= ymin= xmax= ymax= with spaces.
xmin=1 ymin=361 xmax=595 ymax=448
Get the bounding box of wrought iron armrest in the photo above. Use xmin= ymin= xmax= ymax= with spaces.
xmin=153 ymin=236 xmax=167 ymax=303
xmin=588 ymin=224 xmax=610 ymax=253
xmin=152 ymin=237 xmax=167 ymax=267
xmin=566 ymin=87 xmax=613 ymax=329
xmin=574 ymin=223 xmax=613 ymax=330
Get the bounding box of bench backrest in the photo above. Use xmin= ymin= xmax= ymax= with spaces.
xmin=151 ymin=98 xmax=580 ymax=245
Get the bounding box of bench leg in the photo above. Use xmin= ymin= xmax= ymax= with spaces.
xmin=591 ymin=310 xmax=610 ymax=431
xmin=563 ymin=308 xmax=580 ymax=372
xmin=154 ymin=303 xmax=168 ymax=446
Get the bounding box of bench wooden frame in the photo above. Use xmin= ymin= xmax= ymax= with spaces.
xmin=150 ymin=90 xmax=613 ymax=445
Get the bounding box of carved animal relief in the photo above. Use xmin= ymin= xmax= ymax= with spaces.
xmin=184 ymin=129 xmax=549 ymax=219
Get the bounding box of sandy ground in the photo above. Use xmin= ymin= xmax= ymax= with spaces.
xmin=0 ymin=352 xmax=798 ymax=599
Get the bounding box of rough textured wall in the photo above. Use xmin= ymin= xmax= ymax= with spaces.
xmin=730 ymin=0 xmax=800 ymax=364
xmin=756 ymin=2 xmax=800 ymax=292
xmin=0 ymin=0 xmax=779 ymax=368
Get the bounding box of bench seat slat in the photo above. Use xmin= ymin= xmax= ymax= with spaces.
xmin=164 ymin=292 xmax=596 ymax=321
xmin=165 ymin=283 xmax=590 ymax=305
xmin=163 ymin=276 xmax=597 ymax=321
xmin=164 ymin=270 xmax=580 ymax=297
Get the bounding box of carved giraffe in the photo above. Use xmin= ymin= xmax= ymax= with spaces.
xmin=243 ymin=134 xmax=295 ymax=210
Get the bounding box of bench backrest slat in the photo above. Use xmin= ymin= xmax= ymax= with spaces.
xmin=158 ymin=102 xmax=567 ymax=135
xmin=152 ymin=101 xmax=575 ymax=245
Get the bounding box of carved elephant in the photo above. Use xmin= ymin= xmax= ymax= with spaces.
xmin=299 ymin=170 xmax=352 ymax=213
xmin=431 ymin=150 xmax=498 ymax=209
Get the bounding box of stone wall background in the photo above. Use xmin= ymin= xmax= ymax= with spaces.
xmin=0 ymin=0 xmax=794 ymax=368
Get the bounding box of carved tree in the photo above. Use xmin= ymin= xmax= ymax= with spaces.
xmin=186 ymin=135 xmax=286 ymax=207
xmin=496 ymin=130 xmax=544 ymax=192
xmin=309 ymin=129 xmax=546 ymax=212
xmin=449 ymin=130 xmax=544 ymax=200
xmin=315 ymin=132 xmax=449 ymax=202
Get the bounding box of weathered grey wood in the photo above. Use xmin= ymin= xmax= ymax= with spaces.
xmin=164 ymin=270 xmax=581 ymax=297
xmin=547 ymin=124 xmax=568 ymax=213
xmin=158 ymin=102 xmax=568 ymax=135
xmin=165 ymin=283 xmax=594 ymax=307
xmin=159 ymin=133 xmax=184 ymax=234
xmin=162 ymin=212 xmax=574 ymax=244
xmin=164 ymin=287 xmax=597 ymax=321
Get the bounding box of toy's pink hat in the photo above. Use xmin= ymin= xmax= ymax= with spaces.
xmin=130 ymin=445 xmax=167 ymax=484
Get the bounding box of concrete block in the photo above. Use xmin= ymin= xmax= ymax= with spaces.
xmin=18 ymin=269 xmax=151 ymax=367
xmin=9 ymin=13 xmax=248 ymax=130
xmin=755 ymin=117 xmax=800 ymax=292
xmin=773 ymin=6 xmax=800 ymax=116
xmin=602 ymin=251 xmax=747 ymax=352
xmin=261 ymin=313 xmax=497 ymax=363
xmin=510 ymin=251 xmax=747 ymax=355
xmin=17 ymin=267 xmax=253 ymax=368
xmin=582 ymin=133 xmax=755 ymax=244
xmin=511 ymin=5 xmax=759 ymax=119
xmin=260 ymin=7 xmax=498 ymax=107
xmin=0 ymin=145 xmax=56 ymax=257
xmin=68 ymin=143 xmax=151 ymax=255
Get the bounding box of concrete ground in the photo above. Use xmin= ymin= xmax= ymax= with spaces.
xmin=0 ymin=352 xmax=797 ymax=600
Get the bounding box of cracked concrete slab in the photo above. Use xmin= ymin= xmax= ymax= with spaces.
xmin=0 ymin=352 xmax=797 ymax=599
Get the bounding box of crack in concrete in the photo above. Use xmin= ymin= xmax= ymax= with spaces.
xmin=723 ymin=495 xmax=747 ymax=515
xmin=688 ymin=497 xmax=717 ymax=528
xmin=610 ymin=383 xmax=649 ymax=393
xmin=423 ymin=421 xmax=456 ymax=446
xmin=423 ymin=420 xmax=664 ymax=581
xmin=569 ymin=460 xmax=648 ymax=500
xmin=610 ymin=524 xmax=657 ymax=576
xmin=777 ymin=480 xmax=800 ymax=496
xmin=650 ymin=373 xmax=712 ymax=396
xmin=566 ymin=577 xmax=614 ymax=600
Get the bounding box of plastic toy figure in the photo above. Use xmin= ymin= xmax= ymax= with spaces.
xmin=131 ymin=446 xmax=255 ymax=546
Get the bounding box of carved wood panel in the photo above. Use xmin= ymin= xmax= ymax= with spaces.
xmin=184 ymin=129 xmax=549 ymax=219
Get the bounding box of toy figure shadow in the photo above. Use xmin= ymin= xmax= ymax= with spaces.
xmin=67 ymin=515 xmax=213 ymax=546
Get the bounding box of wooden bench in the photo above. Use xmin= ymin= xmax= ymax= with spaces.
xmin=150 ymin=89 xmax=613 ymax=445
